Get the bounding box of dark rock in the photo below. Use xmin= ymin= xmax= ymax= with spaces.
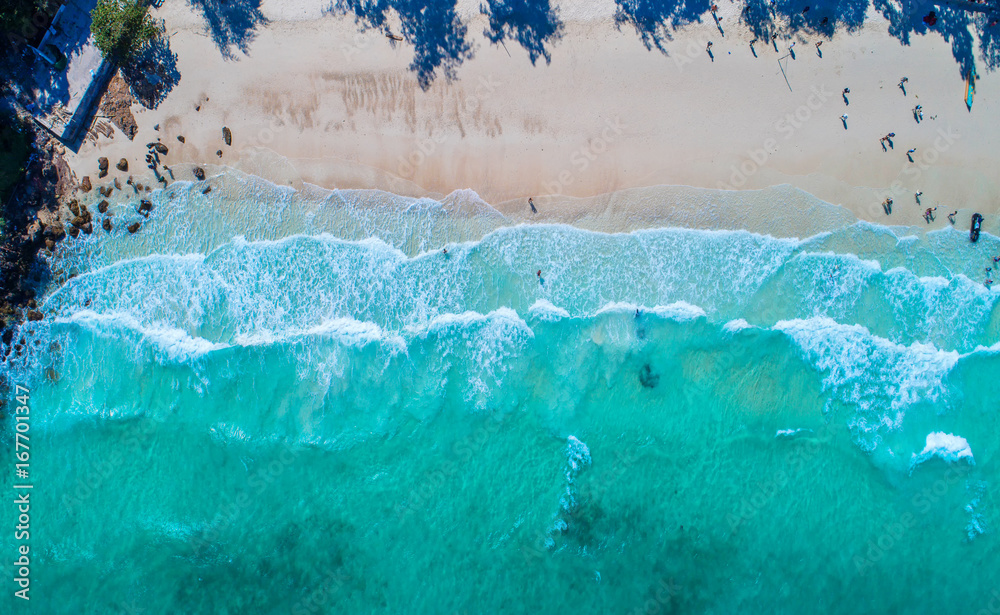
xmin=71 ymin=216 xmax=87 ymax=228
xmin=202 ymin=186 xmax=212 ymax=194
xmin=216 ymin=150 xmax=222 ymax=157
xmin=98 ymin=200 xmax=109 ymax=213
xmin=102 ymin=218 xmax=112 ymax=232
xmin=68 ymin=226 xmax=79 ymax=238
xmin=80 ymin=176 xmax=92 ymax=192
xmin=193 ymin=167 xmax=205 ymax=181
xmin=154 ymin=123 xmax=160 ymax=131
xmin=139 ymin=199 xmax=154 ymax=214
xmin=116 ymin=158 xmax=128 ymax=172
xmin=639 ymin=364 xmax=660 ymax=389
xmin=81 ymin=222 xmax=93 ymax=235
xmin=150 ymin=143 xmax=168 ymax=155
xmin=68 ymin=200 xmax=80 ymax=217
xmin=177 ymin=135 xmax=185 ymax=143
xmin=223 ymin=126 xmax=232 ymax=146
xmin=44 ymin=222 xmax=65 ymax=239
xmin=26 ymin=311 xmax=43 ymax=321
xmin=114 ymin=177 xmax=121 ymax=190
xmin=44 ymin=239 xmax=55 ymax=250
xmin=99 ymin=167 xmax=108 ymax=178
xmin=127 ymin=222 xmax=141 ymax=234
xmin=98 ymin=157 xmax=109 ymax=170
xmin=195 ymin=105 xmax=201 ymax=112
xmin=99 ymin=185 xmax=112 ymax=197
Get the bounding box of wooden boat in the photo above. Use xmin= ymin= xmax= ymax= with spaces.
xmin=966 ymin=68 xmax=977 ymax=110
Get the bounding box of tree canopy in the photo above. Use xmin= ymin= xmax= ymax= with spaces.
xmin=90 ymin=0 xmax=160 ymax=60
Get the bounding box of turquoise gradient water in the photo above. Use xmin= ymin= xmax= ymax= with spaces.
xmin=2 ymin=176 xmax=999 ymax=614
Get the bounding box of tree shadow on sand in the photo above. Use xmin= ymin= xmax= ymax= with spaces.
xmin=121 ymin=36 xmax=181 ymax=109
xmin=187 ymin=0 xmax=268 ymax=59
xmin=613 ymin=0 xmax=712 ymax=53
xmin=618 ymin=0 xmax=997 ymax=78
xmin=335 ymin=0 xmax=474 ymax=90
xmin=480 ymin=0 xmax=564 ymax=64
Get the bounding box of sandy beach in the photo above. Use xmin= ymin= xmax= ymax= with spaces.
xmin=67 ymin=0 xmax=1000 ymax=230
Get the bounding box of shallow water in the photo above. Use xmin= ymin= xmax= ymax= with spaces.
xmin=2 ymin=176 xmax=998 ymax=614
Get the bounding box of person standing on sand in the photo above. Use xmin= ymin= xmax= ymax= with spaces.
xmin=529 ymin=197 xmax=537 ymax=214
xmin=949 ymin=211 xmax=958 ymax=224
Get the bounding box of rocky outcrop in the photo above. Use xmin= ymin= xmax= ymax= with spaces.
xmin=98 ymin=200 xmax=109 ymax=214
xmin=26 ymin=311 xmax=43 ymax=321
xmin=80 ymin=176 xmax=92 ymax=192
xmin=98 ymin=157 xmax=109 ymax=178
xmin=193 ymin=167 xmax=205 ymax=181
xmin=127 ymin=222 xmax=141 ymax=234
xmin=223 ymin=126 xmax=232 ymax=146
xmin=177 ymin=135 xmax=185 ymax=143
xmin=116 ymin=158 xmax=128 ymax=172
xmin=102 ymin=218 xmax=112 ymax=232
xmin=148 ymin=142 xmax=169 ymax=155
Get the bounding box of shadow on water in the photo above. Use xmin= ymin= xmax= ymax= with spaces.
xmin=480 ymin=0 xmax=564 ymax=64
xmin=121 ymin=36 xmax=181 ymax=109
xmin=335 ymin=0 xmax=474 ymax=89
xmin=187 ymin=0 xmax=268 ymax=59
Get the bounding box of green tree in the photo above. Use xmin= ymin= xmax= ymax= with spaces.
xmin=90 ymin=0 xmax=160 ymax=60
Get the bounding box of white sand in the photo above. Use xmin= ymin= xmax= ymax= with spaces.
xmin=68 ymin=0 xmax=1000 ymax=231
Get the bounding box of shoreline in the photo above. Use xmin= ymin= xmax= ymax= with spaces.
xmin=59 ymin=0 xmax=1000 ymax=232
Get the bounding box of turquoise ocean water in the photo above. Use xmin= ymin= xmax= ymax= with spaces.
xmin=2 ymin=173 xmax=999 ymax=614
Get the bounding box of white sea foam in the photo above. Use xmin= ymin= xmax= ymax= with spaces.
xmin=910 ymin=432 xmax=974 ymax=469
xmin=595 ymin=301 xmax=706 ymax=322
xmin=775 ymin=428 xmax=813 ymax=438
xmin=775 ymin=317 xmax=961 ymax=449
xmin=529 ymin=299 xmax=571 ymax=321
xmin=723 ymin=319 xmax=753 ymax=332
xmin=58 ymin=310 xmax=227 ymax=361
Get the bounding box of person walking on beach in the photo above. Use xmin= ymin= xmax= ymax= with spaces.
xmin=915 ymin=191 xmax=923 ymax=202
xmin=899 ymin=77 xmax=908 ymax=92
xmin=949 ymin=211 xmax=958 ymax=224
xmin=907 ymin=148 xmax=917 ymax=161
xmin=529 ymin=197 xmax=537 ymax=214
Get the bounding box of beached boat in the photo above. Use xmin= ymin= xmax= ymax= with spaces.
xmin=970 ymin=213 xmax=983 ymax=242
xmin=966 ymin=68 xmax=977 ymax=110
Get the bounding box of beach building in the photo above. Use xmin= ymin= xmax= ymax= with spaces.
xmin=22 ymin=0 xmax=113 ymax=144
